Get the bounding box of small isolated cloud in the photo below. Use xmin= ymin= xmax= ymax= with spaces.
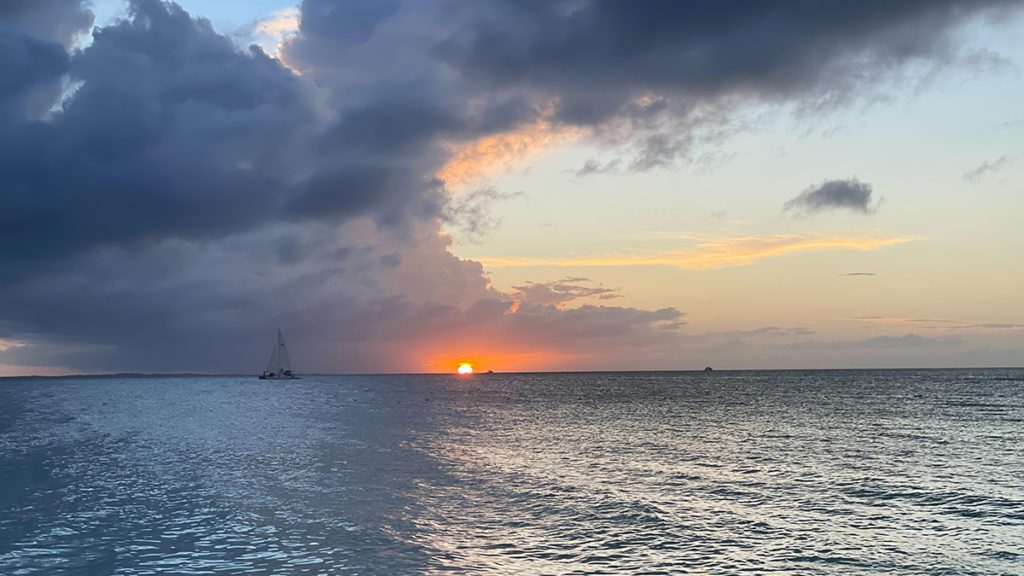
xmin=784 ymin=178 xmax=879 ymax=214
xmin=512 ymin=277 xmax=621 ymax=308
xmin=572 ymin=158 xmax=621 ymax=177
xmin=629 ymin=133 xmax=692 ymax=171
xmin=963 ymin=155 xmax=1010 ymax=182
xmin=842 ymin=272 xmax=876 ymax=277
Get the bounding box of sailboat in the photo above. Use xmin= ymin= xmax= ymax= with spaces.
xmin=259 ymin=329 xmax=299 ymax=379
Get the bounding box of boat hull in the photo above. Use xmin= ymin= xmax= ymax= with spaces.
xmin=258 ymin=375 xmax=300 ymax=380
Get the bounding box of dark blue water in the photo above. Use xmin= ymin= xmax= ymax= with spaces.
xmin=1 ymin=370 xmax=1022 ymax=574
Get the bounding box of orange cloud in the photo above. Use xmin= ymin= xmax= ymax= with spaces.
xmin=437 ymin=119 xmax=579 ymax=186
xmin=478 ymin=234 xmax=918 ymax=270
xmin=505 ymin=299 xmax=522 ymax=315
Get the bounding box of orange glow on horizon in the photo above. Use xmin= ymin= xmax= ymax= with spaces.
xmin=418 ymin=332 xmax=586 ymax=375
xmin=424 ymin=348 xmax=579 ymax=375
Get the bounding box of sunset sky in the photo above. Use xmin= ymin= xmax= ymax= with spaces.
xmin=1 ymin=0 xmax=1022 ymax=375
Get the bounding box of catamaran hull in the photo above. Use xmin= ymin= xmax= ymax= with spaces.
xmin=258 ymin=375 xmax=300 ymax=380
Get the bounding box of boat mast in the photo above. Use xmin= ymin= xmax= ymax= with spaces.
xmin=278 ymin=329 xmax=292 ymax=374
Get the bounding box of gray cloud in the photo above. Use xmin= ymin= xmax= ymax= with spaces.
xmin=0 ymin=0 xmax=93 ymax=46
xmin=951 ymin=323 xmax=1024 ymax=331
xmin=705 ymin=326 xmax=814 ymax=340
xmin=1 ymin=0 xmax=1020 ymax=373
xmin=0 ymin=0 xmax=323 ymax=273
xmin=842 ymin=272 xmax=877 ymax=277
xmin=963 ymin=155 xmax=1010 ymax=182
xmin=791 ymin=333 xmax=959 ymax=350
xmin=572 ymin=158 xmax=621 ymax=177
xmin=378 ymin=252 xmax=403 ymax=269
xmin=0 ymin=29 xmax=69 ymax=119
xmin=0 ymin=230 xmax=688 ymax=373
xmin=442 ymin=187 xmax=524 ymax=241
xmin=851 ymin=316 xmax=955 ymax=325
xmin=784 ymin=178 xmax=879 ymax=214
xmin=279 ymin=0 xmax=1024 ymax=175
xmin=0 ymin=0 xmax=93 ymax=120
xmin=512 ymin=278 xmax=621 ymax=308
xmin=437 ymin=0 xmax=1018 ymax=165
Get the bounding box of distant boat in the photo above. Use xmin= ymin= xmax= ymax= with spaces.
xmin=704 ymin=366 xmax=714 ymax=372
xmin=259 ymin=329 xmax=299 ymax=380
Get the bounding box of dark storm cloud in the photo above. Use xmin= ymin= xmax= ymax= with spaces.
xmin=1 ymin=0 xmax=1020 ymax=373
xmin=0 ymin=30 xmax=69 ymax=117
xmin=0 ymin=0 xmax=93 ymax=46
xmin=0 ymin=0 xmax=92 ymax=119
xmin=0 ymin=0 xmax=320 ymax=269
xmin=0 ymin=222 xmax=445 ymax=372
xmin=784 ymin=178 xmax=878 ymax=214
xmin=298 ymin=0 xmax=401 ymax=45
xmin=0 ymin=224 xmax=689 ymax=373
xmin=438 ymin=0 xmax=1019 ymax=128
xmin=0 ymin=0 xmax=459 ymax=272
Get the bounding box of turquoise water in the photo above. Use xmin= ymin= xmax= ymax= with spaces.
xmin=1 ymin=370 xmax=1022 ymax=574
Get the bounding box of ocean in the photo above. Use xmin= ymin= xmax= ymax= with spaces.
xmin=1 ymin=369 xmax=1022 ymax=575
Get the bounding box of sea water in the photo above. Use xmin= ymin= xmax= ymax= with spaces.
xmin=1 ymin=370 xmax=1022 ymax=574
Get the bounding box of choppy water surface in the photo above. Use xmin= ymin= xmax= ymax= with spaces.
xmin=1 ymin=370 xmax=1022 ymax=575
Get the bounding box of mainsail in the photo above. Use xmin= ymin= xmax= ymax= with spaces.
xmin=277 ymin=330 xmax=291 ymax=374
xmin=261 ymin=329 xmax=297 ymax=379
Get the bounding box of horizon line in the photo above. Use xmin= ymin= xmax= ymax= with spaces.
xmin=3 ymin=366 xmax=1022 ymax=380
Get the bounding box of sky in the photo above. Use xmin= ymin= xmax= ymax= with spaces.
xmin=1 ymin=0 xmax=1022 ymax=375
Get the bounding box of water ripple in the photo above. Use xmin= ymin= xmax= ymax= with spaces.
xmin=0 ymin=369 xmax=1022 ymax=574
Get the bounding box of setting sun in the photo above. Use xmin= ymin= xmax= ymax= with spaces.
xmin=457 ymin=363 xmax=474 ymax=375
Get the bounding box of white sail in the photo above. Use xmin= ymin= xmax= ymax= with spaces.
xmin=264 ymin=338 xmax=280 ymax=374
xmin=261 ymin=329 xmax=297 ymax=378
xmin=277 ymin=330 xmax=291 ymax=373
